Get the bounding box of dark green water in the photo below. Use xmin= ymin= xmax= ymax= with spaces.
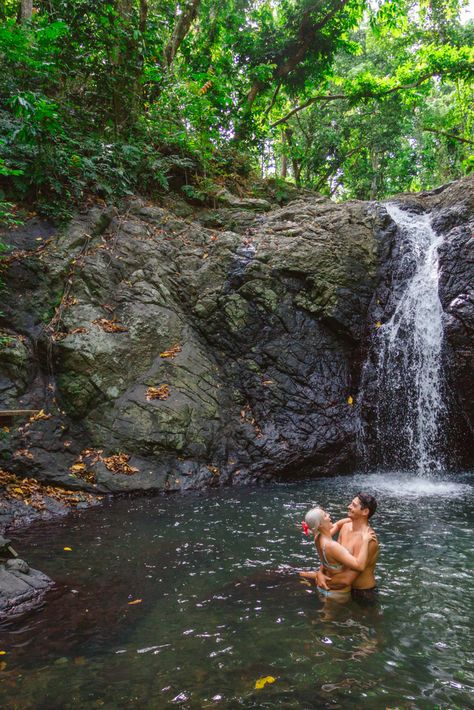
xmin=1 ymin=472 xmax=473 ymax=709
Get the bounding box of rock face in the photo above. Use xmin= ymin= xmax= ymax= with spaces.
xmin=433 ymin=181 xmax=474 ymax=465
xmin=0 ymin=176 xmax=473 ymax=492
xmin=0 ymin=557 xmax=53 ymax=618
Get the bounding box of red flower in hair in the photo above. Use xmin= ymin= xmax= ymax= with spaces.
xmin=301 ymin=521 xmax=310 ymax=536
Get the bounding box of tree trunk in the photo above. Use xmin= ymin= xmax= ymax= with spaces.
xmin=245 ymin=80 xmax=264 ymax=111
xmin=139 ymin=0 xmax=148 ymax=33
xmin=110 ymin=0 xmax=145 ymax=136
xmin=236 ymin=0 xmax=350 ymax=141
xmin=246 ymin=0 xmax=350 ymax=112
xmin=21 ymin=0 xmax=33 ymax=21
xmin=370 ymin=150 xmax=380 ymax=200
xmin=284 ymin=128 xmax=302 ymax=186
xmin=164 ymin=0 xmax=201 ymax=67
xmin=281 ymin=130 xmax=288 ymax=179
xmin=293 ymin=160 xmax=302 ymax=187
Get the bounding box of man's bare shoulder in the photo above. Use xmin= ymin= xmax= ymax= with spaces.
xmin=338 ymin=521 xmax=353 ymax=541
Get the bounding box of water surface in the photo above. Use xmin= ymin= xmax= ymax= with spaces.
xmin=1 ymin=471 xmax=473 ymax=709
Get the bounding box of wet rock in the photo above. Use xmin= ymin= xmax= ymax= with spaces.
xmin=0 ymin=337 xmax=31 ymax=405
xmin=0 ymin=558 xmax=53 ymax=618
xmin=5 ymin=558 xmax=29 ymax=573
xmin=397 ymin=177 xmax=474 ymax=464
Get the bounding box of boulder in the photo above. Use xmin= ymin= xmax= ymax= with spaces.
xmin=0 ymin=558 xmax=53 ymax=618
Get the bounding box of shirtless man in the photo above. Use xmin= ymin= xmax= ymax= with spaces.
xmin=316 ymin=492 xmax=379 ymax=604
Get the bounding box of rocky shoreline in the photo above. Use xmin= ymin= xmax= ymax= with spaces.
xmin=0 ymin=468 xmax=103 ymax=533
xmin=0 ymin=473 xmax=102 ymax=618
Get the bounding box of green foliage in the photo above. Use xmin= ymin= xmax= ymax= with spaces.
xmin=270 ymin=10 xmax=473 ymax=199
xmin=0 ymin=333 xmax=14 ymax=348
xmin=0 ymin=154 xmax=23 ymax=228
xmin=0 ymin=0 xmax=471 ymax=216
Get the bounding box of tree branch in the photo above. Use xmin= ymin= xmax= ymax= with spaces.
xmin=264 ymin=81 xmax=282 ymax=117
xmin=275 ymin=0 xmax=351 ymax=81
xmin=271 ymin=94 xmax=348 ymax=127
xmin=271 ymin=73 xmax=434 ymax=128
xmin=246 ymin=0 xmax=351 ymax=112
xmin=295 ymin=112 xmax=311 ymax=143
xmin=423 ymin=127 xmax=474 ymax=145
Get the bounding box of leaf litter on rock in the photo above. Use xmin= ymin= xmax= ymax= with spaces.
xmin=159 ymin=344 xmax=181 ymax=358
xmin=0 ymin=468 xmax=101 ymax=510
xmin=92 ymin=318 xmax=128 ymax=333
xmin=146 ymin=384 xmax=170 ymax=401
xmin=70 ymin=449 xmax=138 ymax=477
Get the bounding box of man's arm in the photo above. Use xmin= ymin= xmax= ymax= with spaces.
xmin=328 ymin=539 xmax=378 ymax=587
xmin=315 ymin=566 xmax=330 ymax=590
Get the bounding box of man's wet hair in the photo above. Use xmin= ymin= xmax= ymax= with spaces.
xmin=357 ymin=492 xmax=377 ymax=518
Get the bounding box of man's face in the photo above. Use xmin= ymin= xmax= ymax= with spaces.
xmin=347 ymin=496 xmax=367 ymax=520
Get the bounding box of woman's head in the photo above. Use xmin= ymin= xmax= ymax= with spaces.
xmin=304 ymin=506 xmax=331 ymax=535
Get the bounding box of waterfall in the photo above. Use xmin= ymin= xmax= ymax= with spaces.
xmin=366 ymin=204 xmax=446 ymax=474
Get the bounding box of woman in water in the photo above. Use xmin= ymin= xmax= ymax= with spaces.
xmin=300 ymin=506 xmax=376 ymax=602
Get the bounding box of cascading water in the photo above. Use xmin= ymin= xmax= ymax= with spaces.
xmin=365 ymin=204 xmax=446 ymax=474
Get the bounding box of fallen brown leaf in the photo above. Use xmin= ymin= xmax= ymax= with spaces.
xmin=146 ymin=384 xmax=170 ymax=401
xmin=102 ymin=453 xmax=138 ymax=476
xmin=13 ymin=449 xmax=34 ymax=460
xmin=70 ymin=463 xmax=87 ymax=474
xmin=92 ymin=318 xmax=127 ymax=333
xmin=159 ymin=344 xmax=181 ymax=359
xmin=0 ymin=468 xmax=102 ymax=509
xmin=29 ymin=409 xmax=51 ymax=422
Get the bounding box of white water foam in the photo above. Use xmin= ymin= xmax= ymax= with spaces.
xmin=372 ymin=204 xmax=445 ymax=474
xmin=346 ymin=472 xmax=470 ymax=498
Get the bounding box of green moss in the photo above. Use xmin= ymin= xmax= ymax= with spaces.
xmin=222 ymin=294 xmax=249 ymax=333
xmin=57 ymin=373 xmax=96 ymax=416
xmin=40 ymin=290 xmax=64 ymax=324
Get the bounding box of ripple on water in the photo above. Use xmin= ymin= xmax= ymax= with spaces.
xmin=0 ymin=471 xmax=472 ymax=710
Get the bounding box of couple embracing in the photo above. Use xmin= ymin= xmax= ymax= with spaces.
xmin=300 ymin=492 xmax=379 ymax=605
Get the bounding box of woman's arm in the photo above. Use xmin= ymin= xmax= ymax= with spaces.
xmin=329 ymin=517 xmax=351 ymax=537
xmin=326 ymin=530 xmax=376 ymax=572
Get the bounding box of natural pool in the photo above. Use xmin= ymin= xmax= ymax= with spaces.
xmin=1 ymin=471 xmax=473 ymax=709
